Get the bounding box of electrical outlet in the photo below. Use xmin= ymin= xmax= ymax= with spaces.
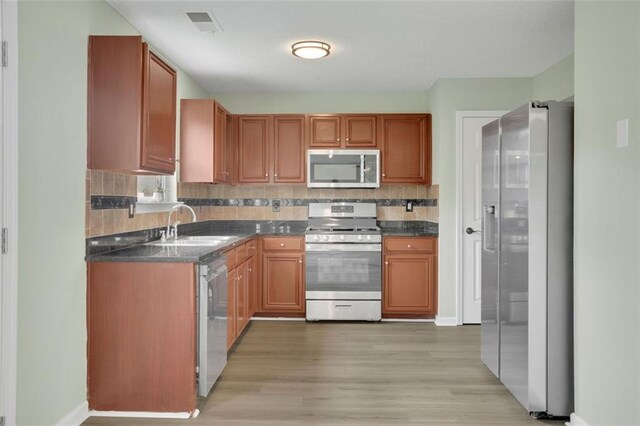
xmin=272 ymin=199 xmax=281 ymax=212
xmin=129 ymin=202 xmax=135 ymax=218
xmin=405 ymin=200 xmax=414 ymax=212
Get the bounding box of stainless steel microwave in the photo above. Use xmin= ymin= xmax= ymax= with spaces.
xmin=307 ymin=149 xmax=380 ymax=188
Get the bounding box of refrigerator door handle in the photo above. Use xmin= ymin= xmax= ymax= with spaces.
xmin=483 ymin=205 xmax=497 ymax=251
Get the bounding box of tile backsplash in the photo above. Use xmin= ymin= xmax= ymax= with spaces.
xmin=86 ymin=170 xmax=439 ymax=238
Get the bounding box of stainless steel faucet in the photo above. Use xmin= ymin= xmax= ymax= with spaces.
xmin=167 ymin=204 xmax=197 ymax=239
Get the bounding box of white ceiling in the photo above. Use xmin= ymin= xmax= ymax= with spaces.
xmin=107 ymin=0 xmax=575 ymax=93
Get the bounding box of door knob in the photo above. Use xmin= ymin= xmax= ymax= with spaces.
xmin=465 ymin=227 xmax=480 ymax=235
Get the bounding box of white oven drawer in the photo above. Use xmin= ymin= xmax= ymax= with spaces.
xmin=306 ymin=300 xmax=381 ymax=321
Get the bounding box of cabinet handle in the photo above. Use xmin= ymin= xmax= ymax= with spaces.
xmin=280 ymin=243 xmax=285 ymax=247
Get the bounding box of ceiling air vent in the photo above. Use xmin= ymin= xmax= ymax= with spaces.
xmin=186 ymin=11 xmax=223 ymax=33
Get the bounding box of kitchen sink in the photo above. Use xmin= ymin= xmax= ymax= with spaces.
xmin=146 ymin=235 xmax=240 ymax=247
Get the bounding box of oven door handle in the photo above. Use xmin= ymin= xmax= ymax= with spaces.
xmin=305 ymin=244 xmax=381 ymax=252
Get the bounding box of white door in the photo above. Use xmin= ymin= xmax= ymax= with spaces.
xmin=459 ymin=112 xmax=506 ymax=324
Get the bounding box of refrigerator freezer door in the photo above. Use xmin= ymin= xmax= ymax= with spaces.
xmin=480 ymin=119 xmax=501 ymax=378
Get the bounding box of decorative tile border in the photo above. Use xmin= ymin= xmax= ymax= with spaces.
xmin=91 ymin=195 xmax=136 ymax=210
xmin=89 ymin=196 xmax=438 ymax=210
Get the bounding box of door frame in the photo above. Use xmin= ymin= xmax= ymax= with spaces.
xmin=455 ymin=111 xmax=506 ymax=325
xmin=1 ymin=0 xmax=18 ymax=424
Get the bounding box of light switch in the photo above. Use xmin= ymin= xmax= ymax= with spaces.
xmin=616 ymin=118 xmax=629 ymax=148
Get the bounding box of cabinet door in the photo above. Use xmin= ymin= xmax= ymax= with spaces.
xmin=381 ymin=115 xmax=431 ymax=184
xmin=273 ymin=116 xmax=305 ymax=183
xmin=141 ymin=48 xmax=177 ymax=174
xmin=227 ymin=268 xmax=237 ymax=349
xmin=179 ymin=99 xmax=214 ymax=183
xmin=344 ymin=115 xmax=377 ymax=148
xmin=383 ymin=254 xmax=436 ymax=314
xmin=213 ymin=104 xmax=227 ymax=183
xmin=262 ymin=253 xmax=305 ymax=312
xmin=247 ymin=256 xmax=257 ymax=318
xmin=238 ymin=116 xmax=271 ymax=183
xmin=308 ymin=115 xmax=342 ymax=147
xmin=236 ymin=263 xmax=247 ymax=335
xmin=225 ymin=114 xmax=236 ymax=184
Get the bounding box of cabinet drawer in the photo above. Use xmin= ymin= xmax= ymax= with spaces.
xmin=236 ymin=244 xmax=248 ymax=264
xmin=246 ymin=239 xmax=258 ymax=258
xmin=262 ymin=236 xmax=303 ymax=251
xmin=384 ymin=237 xmax=436 ymax=253
xmin=225 ymin=248 xmax=237 ymax=270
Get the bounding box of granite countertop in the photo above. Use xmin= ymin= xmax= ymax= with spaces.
xmin=86 ymin=220 xmax=438 ymax=263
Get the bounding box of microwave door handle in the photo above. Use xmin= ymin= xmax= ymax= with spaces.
xmin=360 ymin=154 xmax=365 ymax=183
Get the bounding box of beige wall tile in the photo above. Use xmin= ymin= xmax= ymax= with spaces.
xmin=102 ymin=210 xmax=115 ymax=235
xmin=292 ymin=207 xmax=307 ymax=220
xmin=264 ymin=185 xmax=278 ymax=198
xmin=264 ymin=207 xmax=277 ymax=220
xmin=388 ymin=207 xmax=403 ymax=221
xmin=90 ymin=210 xmax=103 ymax=237
xmin=278 ymin=207 xmax=294 ymax=220
xmin=236 ymin=207 xmax=252 ymax=220
xmin=85 ymin=178 xmax=90 ymax=202
xmin=250 ymin=207 xmax=265 ymax=220
xmin=90 ymin=170 xmax=103 ymax=195
xmin=388 ymin=185 xmax=403 ymax=199
xmin=377 ymin=207 xmax=388 ymax=220
xmin=85 ymin=202 xmax=90 ymax=236
xmin=403 ymin=185 xmax=418 ymax=199
xmin=403 ymin=209 xmax=418 ymax=221
xmin=276 ymin=185 xmax=294 ymax=198
xmin=223 ymin=185 xmax=238 ymax=198
xmin=374 ymin=186 xmax=389 ymax=199
xmin=417 ymin=185 xmax=427 ymax=199
xmin=306 ymin=188 xmax=321 ymax=199
xmin=292 ymin=185 xmax=307 ymax=199
xmin=222 ymin=207 xmax=237 ymax=220
xmin=114 ymin=173 xmax=126 ymax=195
xmin=102 ymin=172 xmax=115 ymax=195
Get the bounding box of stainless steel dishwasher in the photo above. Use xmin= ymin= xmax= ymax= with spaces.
xmin=198 ymin=254 xmax=227 ymax=397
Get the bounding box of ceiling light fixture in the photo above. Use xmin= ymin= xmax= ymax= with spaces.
xmin=291 ymin=41 xmax=331 ymax=59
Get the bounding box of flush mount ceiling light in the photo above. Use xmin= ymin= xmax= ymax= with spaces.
xmin=291 ymin=41 xmax=331 ymax=59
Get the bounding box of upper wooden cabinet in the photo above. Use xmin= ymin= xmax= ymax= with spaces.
xmin=238 ymin=116 xmax=271 ymax=183
xmin=180 ymin=99 xmax=231 ymax=183
xmin=88 ymin=36 xmax=177 ymax=174
xmin=237 ymin=115 xmax=306 ymax=184
xmin=380 ymin=114 xmax=431 ymax=184
xmin=273 ymin=116 xmax=306 ymax=183
xmin=307 ymin=114 xmax=377 ymax=148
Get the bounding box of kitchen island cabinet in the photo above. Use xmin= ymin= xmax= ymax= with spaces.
xmin=382 ymin=236 xmax=437 ymax=317
xmin=88 ymin=36 xmax=177 ymax=174
xmin=87 ymin=262 xmax=197 ymax=413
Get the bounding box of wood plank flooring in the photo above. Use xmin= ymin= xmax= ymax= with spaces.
xmin=83 ymin=321 xmax=564 ymax=426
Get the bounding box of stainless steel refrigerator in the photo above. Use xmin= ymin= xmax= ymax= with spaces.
xmin=480 ymin=101 xmax=574 ymax=418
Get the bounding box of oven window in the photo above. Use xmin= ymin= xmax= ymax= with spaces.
xmin=318 ymin=257 xmax=369 ymax=283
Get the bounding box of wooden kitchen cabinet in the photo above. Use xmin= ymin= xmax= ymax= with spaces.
xmin=383 ymin=237 xmax=437 ymax=316
xmin=273 ymin=115 xmax=306 ymax=183
xmin=380 ymin=114 xmax=431 ymax=184
xmin=226 ymin=238 xmax=258 ymax=349
xmin=307 ymin=114 xmax=377 ymax=148
xmin=261 ymin=236 xmax=305 ymax=314
xmin=87 ymin=262 xmax=196 ymax=413
xmin=88 ymin=36 xmax=177 ymax=174
xmin=238 ymin=116 xmax=271 ymax=183
xmin=180 ymin=99 xmax=231 ymax=183
xmin=227 ymin=267 xmax=238 ymax=349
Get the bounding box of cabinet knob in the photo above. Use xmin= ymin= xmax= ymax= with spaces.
xmin=346 ymin=138 xmax=350 ymax=142
xmin=336 ymin=138 xmax=340 ymax=142
xmin=280 ymin=243 xmax=285 ymax=247
xmin=298 ymin=260 xmax=302 ymax=263
xmin=385 ymin=261 xmax=389 ymax=265
xmin=382 ymin=173 xmax=386 ymax=177
xmin=274 ymin=173 xmax=278 ymax=177
xmin=248 ymin=268 xmax=252 ymax=272
xmin=407 ymin=244 xmax=412 ymax=249
xmin=265 ymin=173 xmax=268 ymax=177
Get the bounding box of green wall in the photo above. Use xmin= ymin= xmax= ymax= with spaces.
xmin=573 ymin=2 xmax=639 ymax=424
xmin=426 ymin=78 xmax=533 ymax=320
xmin=533 ymin=54 xmax=574 ymax=102
xmin=210 ymin=92 xmax=429 ymax=114
xmin=17 ymin=2 xmax=207 ymax=424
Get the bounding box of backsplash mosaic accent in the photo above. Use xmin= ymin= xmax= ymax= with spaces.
xmin=86 ymin=170 xmax=439 ymax=238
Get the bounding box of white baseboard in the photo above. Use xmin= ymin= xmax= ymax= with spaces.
xmin=566 ymin=413 xmax=590 ymax=426
xmin=381 ymin=318 xmax=435 ymax=323
xmin=89 ymin=410 xmax=194 ymax=419
xmin=250 ymin=316 xmax=306 ymax=321
xmin=434 ymin=316 xmax=458 ymax=326
xmin=55 ymin=401 xmax=89 ymax=426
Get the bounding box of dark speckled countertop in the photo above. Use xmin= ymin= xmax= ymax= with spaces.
xmin=86 ymin=220 xmax=437 ymax=263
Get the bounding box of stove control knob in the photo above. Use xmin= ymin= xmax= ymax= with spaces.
xmin=322 ymin=235 xmax=329 ymax=241
xmin=357 ymin=235 xmax=363 ymax=241
xmin=366 ymin=235 xmax=372 ymax=241
xmin=340 ymin=235 xmax=345 ymax=241
xmin=313 ymin=235 xmax=319 ymax=241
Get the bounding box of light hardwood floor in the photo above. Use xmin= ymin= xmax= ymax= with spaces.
xmin=84 ymin=321 xmax=564 ymax=426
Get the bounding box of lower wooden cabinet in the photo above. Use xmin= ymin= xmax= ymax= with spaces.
xmin=260 ymin=236 xmax=305 ymax=314
xmin=227 ymin=267 xmax=238 ymax=349
xmin=383 ymin=237 xmax=438 ymax=316
xmin=87 ymin=261 xmax=197 ymax=413
xmin=227 ymin=238 xmax=257 ymax=349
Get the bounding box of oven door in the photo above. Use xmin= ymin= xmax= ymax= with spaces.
xmin=305 ymin=243 xmax=381 ymax=300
